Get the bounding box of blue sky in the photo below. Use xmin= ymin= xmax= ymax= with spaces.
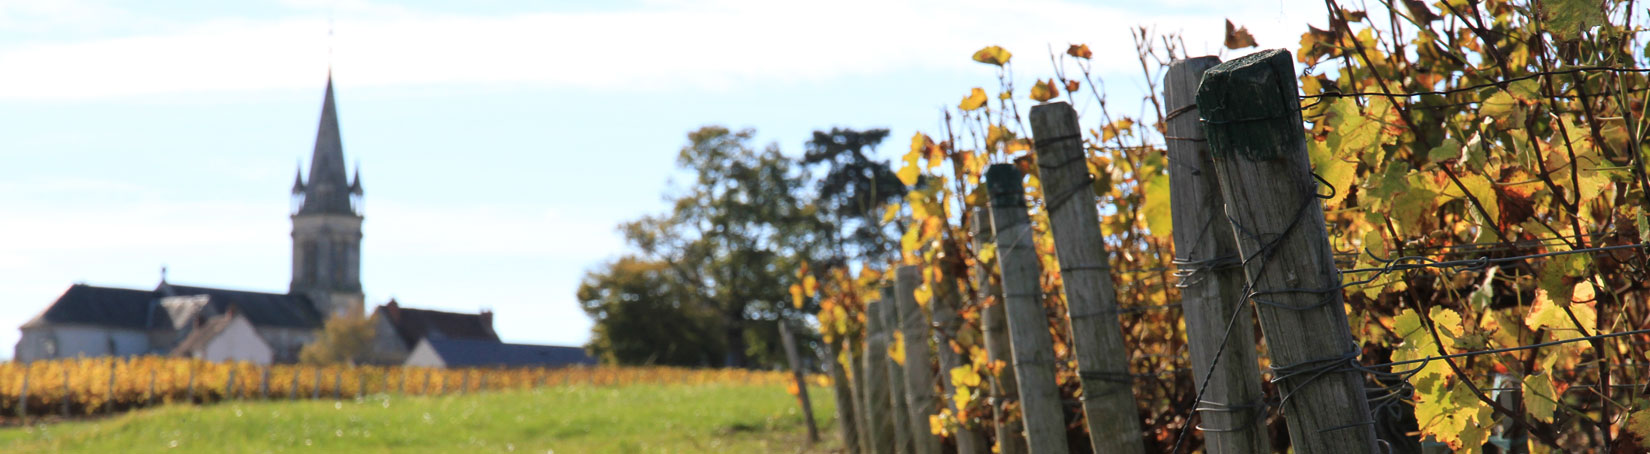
xmin=0 ymin=0 xmax=1323 ymax=355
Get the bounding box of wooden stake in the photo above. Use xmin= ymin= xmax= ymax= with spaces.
xmin=1028 ymin=100 xmax=1147 ymax=454
xmin=778 ymin=321 xmax=821 ymax=443
xmin=985 ymin=163 xmax=1071 ymax=454
xmin=17 ymin=366 xmax=29 ymax=420
xmin=106 ymin=360 xmax=117 ymax=414
xmin=861 ymin=296 xmax=897 ymax=453
xmin=846 ymin=339 xmax=872 ymax=454
xmin=1197 ymin=49 xmax=1376 ymax=453
xmin=930 ymin=260 xmax=988 ymax=453
xmin=974 ymin=206 xmax=1027 ymax=454
xmin=1165 ymin=56 xmax=1271 ymax=454
xmin=827 ymin=339 xmax=863 ymax=454
xmin=895 ymin=266 xmax=942 ymax=454
xmin=880 ymin=285 xmax=913 ymax=454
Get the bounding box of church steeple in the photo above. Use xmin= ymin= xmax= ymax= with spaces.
xmin=291 ymin=72 xmax=365 ymax=319
xmin=296 ymin=74 xmax=355 ymax=216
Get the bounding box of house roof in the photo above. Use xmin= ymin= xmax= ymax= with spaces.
xmin=417 ymin=338 xmax=596 ymax=368
xmin=162 ymin=284 xmax=321 ymax=329
xmin=373 ymin=302 xmax=498 ymax=348
xmin=20 ymin=283 xmax=321 ymax=332
xmin=22 ymin=284 xmax=167 ymax=330
xmin=170 ymin=313 xmax=252 ymax=355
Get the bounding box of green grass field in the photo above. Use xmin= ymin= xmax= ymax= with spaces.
xmin=0 ymin=383 xmax=841 ymax=453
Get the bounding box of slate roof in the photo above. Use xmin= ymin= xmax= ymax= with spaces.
xmin=163 ymin=285 xmax=322 ymax=329
xmin=22 ymin=283 xmax=320 ymax=332
xmin=419 ymin=338 xmax=596 ymax=368
xmin=374 ymin=303 xmax=499 ymax=348
xmin=22 ymin=285 xmax=167 ymax=330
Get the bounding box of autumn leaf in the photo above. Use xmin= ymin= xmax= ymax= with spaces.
xmin=959 ymin=88 xmax=988 ymax=111
xmin=1066 ymin=43 xmax=1092 ymax=59
xmin=1029 ymin=79 xmax=1057 ymax=102
xmin=790 ymin=284 xmax=804 ymax=309
xmin=971 ymin=45 xmax=1012 ymax=65
xmin=1065 ymin=79 xmax=1080 ymax=93
xmin=1225 ymin=20 xmax=1257 ymax=49
xmin=1542 ymin=0 xmax=1607 ymax=40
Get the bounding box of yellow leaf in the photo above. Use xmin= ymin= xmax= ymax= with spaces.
xmin=977 ymin=242 xmax=997 ymax=265
xmin=1523 ymin=373 xmax=1557 ymax=423
xmin=960 ymin=87 xmax=988 ymax=111
xmin=971 ymin=45 xmax=1012 ymax=66
xmin=1141 ymin=171 xmax=1172 ymax=238
xmin=914 ymin=284 xmax=933 ymax=307
xmin=889 ymin=331 xmax=906 ymax=365
xmin=881 ymin=203 xmax=901 ymax=224
xmin=1029 ymin=79 xmax=1056 ymax=102
xmin=802 ymin=275 xmax=818 ymax=296
xmin=897 ymin=164 xmax=920 ymax=186
xmin=949 ymin=366 xmax=981 ymax=388
xmin=790 ymin=284 xmax=804 ymax=309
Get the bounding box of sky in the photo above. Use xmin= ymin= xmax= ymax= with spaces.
xmin=0 ymin=0 xmax=1327 ymax=356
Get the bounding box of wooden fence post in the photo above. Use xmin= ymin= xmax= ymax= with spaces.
xmin=290 ymin=370 xmax=300 ymax=400
xmin=17 ymin=365 xmax=29 ymax=420
xmin=1165 ymin=56 xmax=1271 ymax=454
xmin=1197 ymin=48 xmax=1376 ymax=453
xmin=60 ymin=368 xmax=70 ymax=417
xmin=335 ymin=370 xmax=344 ymax=400
xmin=861 ymin=297 xmax=897 ymax=453
xmin=778 ymin=321 xmax=821 ymax=443
xmin=147 ymin=369 xmax=156 ymax=406
xmin=187 ymin=366 xmax=196 ymax=404
xmin=827 ymin=339 xmax=863 ymax=454
xmin=1029 ymin=100 xmax=1147 ymax=454
xmin=261 ymin=368 xmax=271 ymax=400
xmin=929 ymin=258 xmax=988 ymax=453
xmin=312 ymin=368 xmax=322 ymax=400
xmin=881 ymin=285 xmax=914 ymax=454
xmin=974 ymin=206 xmax=1027 ymax=454
xmin=846 ymin=339 xmax=872 ymax=454
xmin=985 ymin=163 xmax=1072 ymax=454
xmin=106 ymin=360 xmax=117 ymax=414
xmin=227 ymin=368 xmax=237 ymax=401
xmin=895 ymin=266 xmax=942 ymax=454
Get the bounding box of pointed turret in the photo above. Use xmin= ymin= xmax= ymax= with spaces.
xmin=349 ymin=165 xmax=363 ymax=196
xmin=297 ymin=74 xmax=355 ymax=215
xmin=291 ymin=162 xmax=306 ymax=194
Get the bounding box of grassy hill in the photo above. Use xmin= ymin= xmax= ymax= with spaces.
xmin=0 ymin=383 xmax=839 ymax=453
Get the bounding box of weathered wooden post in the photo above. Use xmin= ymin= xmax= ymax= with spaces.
xmin=186 ymin=365 xmax=196 ymax=404
xmin=985 ymin=163 xmax=1071 ymax=454
xmin=973 ymin=207 xmax=1027 ymax=454
xmin=929 ymin=258 xmax=988 ymax=453
xmin=826 ymin=339 xmax=863 ymax=454
xmin=1029 ymin=100 xmax=1147 ymax=454
xmin=106 ymin=360 xmax=117 ymax=413
xmin=290 ymin=370 xmax=300 ymax=400
xmin=147 ymin=369 xmax=156 ymax=406
xmin=60 ymin=368 xmax=70 ymax=417
xmin=846 ymin=339 xmax=873 ymax=454
xmin=778 ymin=321 xmax=821 ymax=443
xmin=227 ymin=368 xmax=238 ymax=401
xmin=424 ymin=370 xmax=433 ymax=396
xmin=460 ymin=371 xmax=470 ymax=395
xmin=1197 ymin=49 xmax=1376 ymax=453
xmin=335 ymin=369 xmax=344 ymax=400
xmin=861 ymin=296 xmax=897 ymax=453
xmin=1165 ymin=56 xmax=1271 ymax=454
xmin=17 ymin=365 xmax=29 ymax=420
xmin=260 ymin=368 xmax=271 ymax=399
xmin=312 ymin=368 xmax=322 ymax=400
xmin=881 ymin=285 xmax=914 ymax=454
xmin=895 ymin=266 xmax=942 ymax=454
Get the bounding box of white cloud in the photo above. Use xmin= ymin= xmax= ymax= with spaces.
xmin=0 ymin=0 xmax=1324 ymax=99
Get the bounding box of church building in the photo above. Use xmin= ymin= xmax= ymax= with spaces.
xmin=13 ymin=75 xmax=502 ymax=365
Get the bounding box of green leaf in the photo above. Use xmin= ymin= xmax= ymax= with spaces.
xmin=1543 ymin=0 xmax=1607 ymax=40
xmin=1327 ymin=97 xmax=1387 ymax=161
xmin=1440 ymin=173 xmax=1499 ymax=226
xmin=1309 ymin=138 xmax=1355 ymax=206
xmin=1523 ymin=373 xmax=1557 ymax=423
xmin=1426 ymin=137 xmax=1461 ymax=164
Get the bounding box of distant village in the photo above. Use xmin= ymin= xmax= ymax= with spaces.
xmin=13 ymin=76 xmax=594 ymax=370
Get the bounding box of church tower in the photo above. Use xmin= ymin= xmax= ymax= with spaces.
xmin=290 ymin=74 xmax=365 ymax=319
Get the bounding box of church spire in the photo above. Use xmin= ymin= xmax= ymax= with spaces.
xmin=297 ymin=73 xmax=355 ymax=216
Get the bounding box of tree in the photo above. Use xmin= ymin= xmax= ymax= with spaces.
xmin=298 ymin=314 xmax=376 ymax=365
xmin=606 ymin=126 xmax=829 ymax=369
xmin=802 ymin=128 xmax=906 ymax=264
xmin=577 ymin=256 xmax=724 ymax=366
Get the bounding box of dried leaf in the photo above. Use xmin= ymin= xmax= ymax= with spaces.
xmin=971 ymin=45 xmax=1012 ymax=66
xmin=1224 ymin=20 xmax=1257 ymax=49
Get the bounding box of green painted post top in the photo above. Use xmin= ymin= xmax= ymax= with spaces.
xmin=985 ymin=164 xmax=1025 ymax=209
xmin=1195 ymin=48 xmax=1303 ymax=162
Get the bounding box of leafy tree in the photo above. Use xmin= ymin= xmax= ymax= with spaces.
xmin=299 ymin=314 xmax=376 ymax=365
xmin=577 ymin=256 xmax=724 ymax=366
xmin=602 ymin=126 xmax=828 ymax=369
xmin=802 ymin=128 xmax=906 ymax=264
